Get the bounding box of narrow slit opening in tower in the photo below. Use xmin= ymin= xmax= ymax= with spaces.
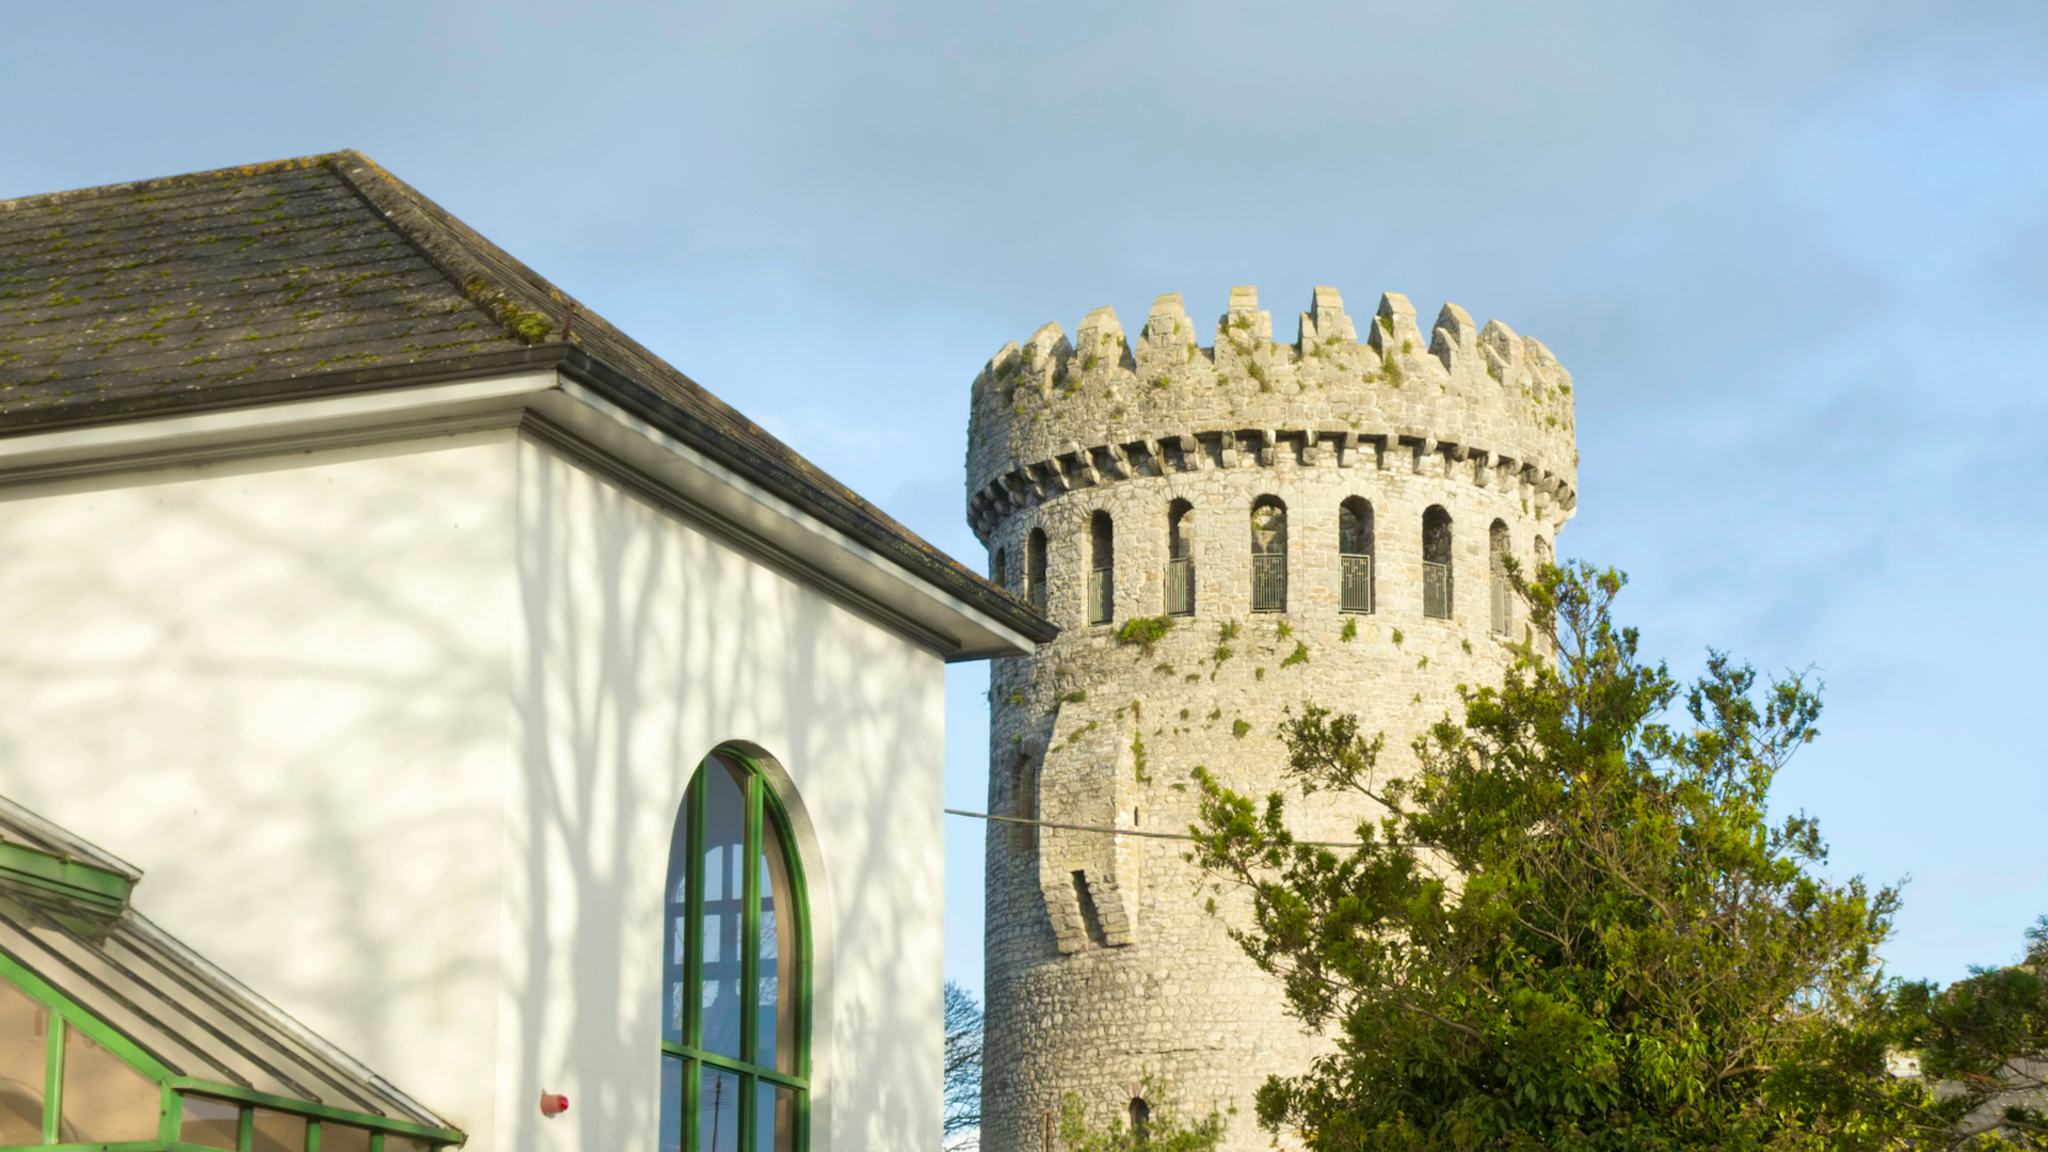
xmin=1071 ymin=870 xmax=1109 ymax=948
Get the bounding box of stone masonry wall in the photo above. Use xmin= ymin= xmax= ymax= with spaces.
xmin=970 ymin=288 xmax=1579 ymax=1152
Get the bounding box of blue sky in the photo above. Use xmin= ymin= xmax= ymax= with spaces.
xmin=6 ymin=1 xmax=2043 ymax=997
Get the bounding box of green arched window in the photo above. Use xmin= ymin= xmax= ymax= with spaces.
xmin=661 ymin=750 xmax=810 ymax=1152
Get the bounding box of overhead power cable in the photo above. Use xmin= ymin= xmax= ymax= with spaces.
xmin=943 ymin=807 xmax=1365 ymax=849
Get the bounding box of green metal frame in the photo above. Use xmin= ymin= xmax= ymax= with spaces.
xmin=0 ymin=953 xmax=463 ymax=1151
xmin=660 ymin=749 xmax=812 ymax=1152
xmin=0 ymin=842 xmax=134 ymax=916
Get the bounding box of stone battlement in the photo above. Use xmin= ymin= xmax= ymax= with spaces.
xmin=966 ymin=287 xmax=1576 ymax=543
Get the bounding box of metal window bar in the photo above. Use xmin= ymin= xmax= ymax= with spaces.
xmin=1490 ymin=573 xmax=1513 ymax=635
xmin=1087 ymin=566 xmax=1113 ymax=625
xmin=1251 ymin=554 xmax=1287 ymax=613
xmin=1339 ymin=553 xmax=1373 ymax=614
xmin=1423 ymin=561 xmax=1453 ymax=620
xmin=1164 ymin=557 xmax=1194 ymax=616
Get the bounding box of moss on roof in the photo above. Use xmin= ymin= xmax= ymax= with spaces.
xmin=0 ymin=154 xmax=531 ymax=411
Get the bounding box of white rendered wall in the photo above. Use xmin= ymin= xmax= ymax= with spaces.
xmin=0 ymin=425 xmax=949 ymax=1151
xmin=0 ymin=432 xmax=521 ymax=1130
xmin=502 ymin=435 xmax=946 ymax=1152
xmin=503 ymin=436 xmax=942 ymax=1147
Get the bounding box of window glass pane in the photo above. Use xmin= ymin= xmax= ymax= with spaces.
xmin=698 ymin=754 xmax=747 ymax=1059
xmin=664 ymin=780 xmax=693 ymax=1047
xmin=660 ymin=1054 xmax=685 ymax=1152
xmin=322 ymin=1122 xmax=374 ymax=1152
xmin=758 ymin=813 xmax=799 ymax=1073
xmin=0 ymin=981 xmax=46 ymax=1144
xmin=61 ymin=1026 xmax=158 ymax=1141
xmin=179 ymin=1095 xmax=242 ymax=1149
xmin=755 ymin=1080 xmax=797 ymax=1152
xmin=698 ymin=1065 xmax=740 ymax=1152
xmin=250 ymin=1107 xmax=308 ymax=1152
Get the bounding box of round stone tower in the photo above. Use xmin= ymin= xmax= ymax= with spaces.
xmin=965 ymin=286 xmax=1579 ymax=1151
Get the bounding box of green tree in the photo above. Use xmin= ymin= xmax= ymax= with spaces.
xmin=1190 ymin=561 xmax=1992 ymax=1151
xmin=1896 ymin=916 xmax=2048 ymax=1148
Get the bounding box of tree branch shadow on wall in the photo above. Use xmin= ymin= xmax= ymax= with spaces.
xmin=508 ymin=441 xmax=939 ymax=1149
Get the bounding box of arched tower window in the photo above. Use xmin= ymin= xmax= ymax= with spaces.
xmin=992 ymin=546 xmax=1009 ymax=592
xmin=1026 ymin=528 xmax=1048 ymax=614
xmin=1489 ymin=519 xmax=1512 ymax=636
xmin=1129 ymin=1097 xmax=1151 ymax=1144
xmin=1339 ymin=497 xmax=1374 ymax=614
xmin=1088 ymin=511 xmax=1115 ymax=626
xmin=1008 ymin=753 xmax=1039 ymax=855
xmin=1165 ymin=499 xmax=1195 ymax=617
xmin=1422 ymin=505 xmax=1453 ymax=620
xmin=662 ymin=749 xmax=809 ymax=1152
xmin=1250 ymin=497 xmax=1288 ymax=613
xmin=1535 ymin=535 xmax=1552 ymax=572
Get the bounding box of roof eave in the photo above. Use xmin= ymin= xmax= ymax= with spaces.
xmin=0 ymin=350 xmax=1054 ymax=661
xmin=546 ymin=350 xmax=1055 ymax=660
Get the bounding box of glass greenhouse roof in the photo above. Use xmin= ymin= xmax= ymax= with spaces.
xmin=0 ymin=798 xmax=463 ymax=1150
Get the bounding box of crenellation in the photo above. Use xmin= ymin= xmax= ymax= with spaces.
xmin=1430 ymin=301 xmax=1478 ymax=371
xmin=1366 ymin=291 xmax=1423 ymax=361
xmin=1297 ymin=284 xmax=1357 ymax=355
xmin=965 ymin=288 xmax=1577 ymax=547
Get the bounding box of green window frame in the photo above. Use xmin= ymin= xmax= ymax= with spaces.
xmin=661 ymin=749 xmax=811 ymax=1152
xmin=0 ymin=954 xmax=461 ymax=1151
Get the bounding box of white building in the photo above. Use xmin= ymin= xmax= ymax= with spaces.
xmin=0 ymin=151 xmax=1052 ymax=1151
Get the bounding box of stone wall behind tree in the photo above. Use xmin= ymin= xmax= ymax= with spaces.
xmin=969 ymin=287 xmax=1579 ymax=1152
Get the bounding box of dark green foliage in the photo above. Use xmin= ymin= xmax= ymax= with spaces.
xmin=1894 ymin=918 xmax=2048 ymax=1147
xmin=1191 ymin=562 xmax=2037 ymax=1151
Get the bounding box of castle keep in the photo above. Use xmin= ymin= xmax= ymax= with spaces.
xmin=966 ymin=287 xmax=1579 ymax=1150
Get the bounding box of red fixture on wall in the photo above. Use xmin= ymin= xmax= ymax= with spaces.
xmin=540 ymin=1092 xmax=570 ymax=1118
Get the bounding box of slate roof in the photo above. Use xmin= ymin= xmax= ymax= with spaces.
xmin=0 ymin=151 xmax=1054 ymax=651
xmin=0 ymin=800 xmax=458 ymax=1137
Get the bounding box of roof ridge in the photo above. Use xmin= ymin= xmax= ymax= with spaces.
xmin=325 ymin=152 xmax=565 ymax=348
xmin=0 ymin=150 xmax=362 ymax=215
xmin=325 ymin=154 xmax=977 ymax=567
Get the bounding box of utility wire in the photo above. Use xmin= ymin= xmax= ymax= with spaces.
xmin=944 ymin=807 xmax=1365 ymax=849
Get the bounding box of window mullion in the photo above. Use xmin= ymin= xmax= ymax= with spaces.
xmin=42 ymin=1011 xmax=62 ymax=1144
xmin=159 ymin=1083 xmax=181 ymax=1146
